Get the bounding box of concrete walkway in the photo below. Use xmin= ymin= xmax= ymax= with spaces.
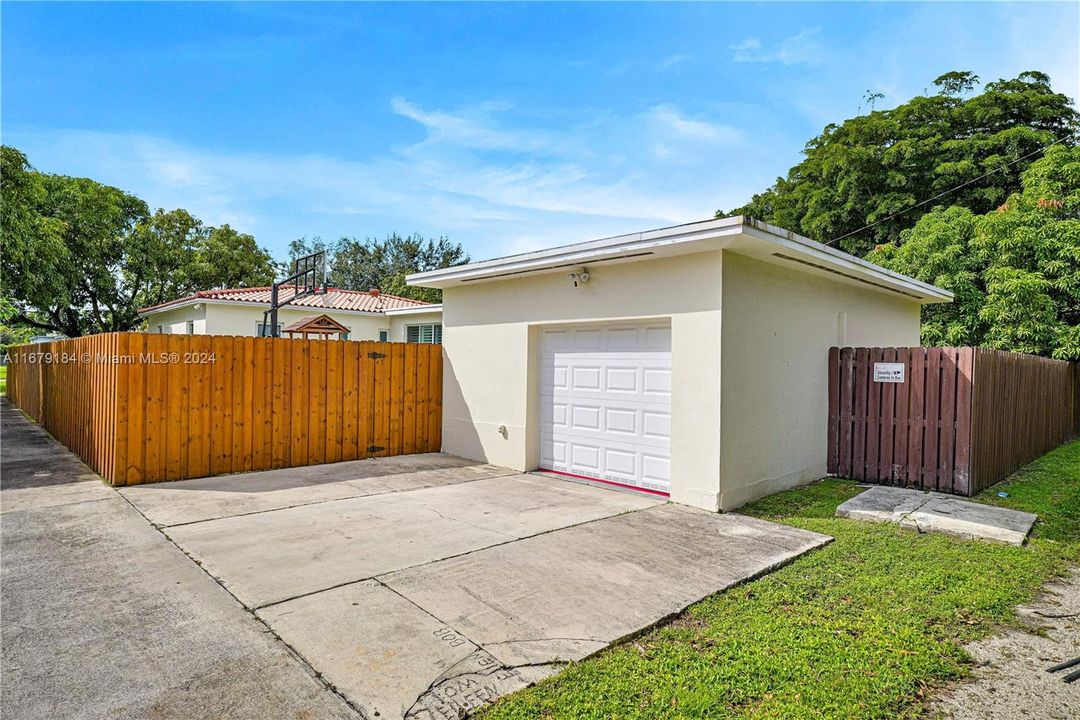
xmin=0 ymin=401 xmax=359 ymax=720
xmin=835 ymin=485 xmax=1037 ymax=545
xmin=1 ymin=400 xmax=831 ymax=719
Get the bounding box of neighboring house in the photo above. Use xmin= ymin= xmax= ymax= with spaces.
xmin=408 ymin=216 xmax=952 ymax=512
xmin=137 ymin=286 xmax=443 ymax=343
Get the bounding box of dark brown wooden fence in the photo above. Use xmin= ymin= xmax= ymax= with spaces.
xmin=828 ymin=346 xmax=1075 ymax=496
xmin=6 ymin=333 xmax=442 ymax=486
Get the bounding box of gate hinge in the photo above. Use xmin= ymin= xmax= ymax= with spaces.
xmin=368 ymin=351 xmax=386 ymax=359
xmin=368 ymin=445 xmax=385 ymax=453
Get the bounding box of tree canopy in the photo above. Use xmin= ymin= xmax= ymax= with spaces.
xmin=1 ymin=146 xmax=277 ymax=337
xmin=869 ymin=144 xmax=1080 ymax=359
xmin=722 ymin=71 xmax=1079 ymax=256
xmin=288 ymin=233 xmax=469 ymax=303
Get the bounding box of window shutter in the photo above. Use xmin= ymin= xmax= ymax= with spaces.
xmin=434 ymin=324 xmax=442 ymax=343
xmin=407 ymin=325 xmax=420 ymax=343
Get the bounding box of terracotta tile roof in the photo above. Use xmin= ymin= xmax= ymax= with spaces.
xmin=138 ymin=286 xmax=432 ymax=315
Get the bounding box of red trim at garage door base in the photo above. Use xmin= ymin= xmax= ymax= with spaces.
xmin=538 ymin=468 xmax=671 ymax=498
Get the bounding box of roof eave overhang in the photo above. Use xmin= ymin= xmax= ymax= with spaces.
xmin=137 ymin=297 xmax=392 ymax=318
xmin=382 ymin=304 xmax=444 ymax=317
xmin=407 ymin=216 xmax=952 ymax=305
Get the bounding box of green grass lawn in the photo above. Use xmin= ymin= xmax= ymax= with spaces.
xmin=481 ymin=441 xmax=1080 ymax=720
xmin=0 ymin=364 xmax=6 ymax=396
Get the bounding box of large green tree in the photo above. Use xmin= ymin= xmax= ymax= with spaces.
xmin=869 ymin=145 xmax=1080 ymax=359
xmin=1 ymin=146 xmax=277 ymax=336
xmin=722 ymin=71 xmax=1079 ymax=256
xmin=289 ymin=233 xmax=469 ymax=303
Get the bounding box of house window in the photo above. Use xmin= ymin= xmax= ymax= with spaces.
xmin=378 ymin=329 xmax=389 ymax=342
xmin=186 ymin=320 xmax=195 ymax=335
xmin=256 ymin=322 xmax=283 ymax=337
xmin=406 ymin=323 xmax=442 ymax=344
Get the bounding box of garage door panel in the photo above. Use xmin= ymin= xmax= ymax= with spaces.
xmin=571 ymin=366 xmax=602 ymax=391
xmin=540 ymin=322 xmax=672 ymax=494
xmin=642 ymin=455 xmax=671 ymax=484
xmin=604 ymin=448 xmax=637 ymax=476
xmin=642 ymin=369 xmax=672 ymax=395
xmin=544 ymin=436 xmax=570 ymax=464
xmin=570 ymin=405 xmax=602 ymax=431
xmin=644 ymin=326 xmax=671 ymax=348
xmin=604 ymin=408 xmax=637 ymax=435
xmin=570 ymin=444 xmax=601 ymax=471
xmin=605 ymin=367 xmax=639 ymax=393
xmin=642 ymin=411 xmax=671 ymax=440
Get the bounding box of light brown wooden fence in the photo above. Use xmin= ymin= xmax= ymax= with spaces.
xmin=828 ymin=346 xmax=1075 ymax=496
xmin=5 ymin=332 xmax=442 ymax=485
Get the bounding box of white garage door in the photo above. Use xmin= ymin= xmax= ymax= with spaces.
xmin=539 ymin=322 xmax=672 ymax=495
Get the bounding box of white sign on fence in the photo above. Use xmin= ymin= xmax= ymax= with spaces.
xmin=873 ymin=362 xmax=905 ymax=383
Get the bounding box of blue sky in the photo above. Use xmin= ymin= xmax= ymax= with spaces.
xmin=3 ymin=2 xmax=1077 ymax=262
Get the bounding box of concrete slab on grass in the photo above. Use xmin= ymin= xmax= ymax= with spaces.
xmin=258 ymin=505 xmax=829 ymax=718
xmin=121 ymin=454 xmax=516 ymax=526
xmin=382 ymin=505 xmax=831 ymax=667
xmin=836 ymin=486 xmax=1036 ymax=545
xmin=834 ymin=485 xmax=945 ymax=524
xmin=257 ymin=580 xmax=559 ymax=720
xmin=167 ymin=473 xmax=661 ymax=608
xmin=901 ymin=497 xmax=1039 ymax=546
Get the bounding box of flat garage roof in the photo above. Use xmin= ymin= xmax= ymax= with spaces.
xmin=407 ymin=215 xmax=953 ymax=304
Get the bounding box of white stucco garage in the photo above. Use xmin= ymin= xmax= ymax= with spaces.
xmin=408 ymin=216 xmax=952 ymax=512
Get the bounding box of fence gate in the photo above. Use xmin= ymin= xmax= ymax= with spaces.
xmin=827 ymin=346 xmax=1074 ymax=496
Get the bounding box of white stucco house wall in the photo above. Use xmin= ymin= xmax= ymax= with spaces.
xmin=137 ymin=286 xmax=443 ymax=343
xmin=408 ymin=216 xmax=952 ymax=512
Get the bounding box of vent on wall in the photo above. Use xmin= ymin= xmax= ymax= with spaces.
xmin=460 ymin=251 xmax=655 ymax=282
xmin=771 ymin=253 xmax=924 ymax=300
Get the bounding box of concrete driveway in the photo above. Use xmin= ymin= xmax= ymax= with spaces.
xmin=2 ymin=401 xmax=830 ymax=720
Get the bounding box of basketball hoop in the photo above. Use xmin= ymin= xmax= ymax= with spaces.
xmin=263 ymin=250 xmax=328 ymax=337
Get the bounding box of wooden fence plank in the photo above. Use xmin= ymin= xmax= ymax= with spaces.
xmin=852 ymin=347 xmax=869 ymax=481
xmin=373 ymin=342 xmax=390 ymax=456
xmin=866 ymin=347 xmax=883 ymax=483
xmin=326 ymin=339 xmax=343 ymax=464
xmin=403 ymin=343 xmax=418 ymax=456
xmin=838 ymin=347 xmax=854 ymax=477
xmin=431 ymin=343 xmax=443 ymax=452
xmin=827 ymin=346 xmax=840 ymax=474
xmin=241 ymin=336 xmax=255 ymax=473
xmin=210 ymin=336 xmax=230 ymax=477
xmin=938 ymin=348 xmax=957 ymax=492
xmin=308 ymin=339 xmax=327 ymax=466
xmin=342 ymin=342 xmax=359 ymax=461
xmin=415 ymin=344 xmax=430 ymax=454
xmin=389 ymin=342 xmax=406 ymax=457
xmin=290 ymin=338 xmax=309 ymax=467
xmin=893 ymin=347 xmax=910 ymax=482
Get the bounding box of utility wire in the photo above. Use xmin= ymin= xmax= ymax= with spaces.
xmin=825 ymin=135 xmax=1069 ymax=248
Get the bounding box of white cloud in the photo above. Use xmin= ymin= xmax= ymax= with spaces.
xmin=731 ymin=27 xmax=824 ymax=66
xmin=655 ymin=53 xmax=692 ymax=71
xmin=8 ymin=96 xmax=772 ymax=260
xmin=390 ymin=96 xmax=571 ymax=156
xmin=647 ymin=104 xmax=741 ymax=144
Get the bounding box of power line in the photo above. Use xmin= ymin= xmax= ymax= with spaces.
xmin=825 ymin=135 xmax=1069 ymax=248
